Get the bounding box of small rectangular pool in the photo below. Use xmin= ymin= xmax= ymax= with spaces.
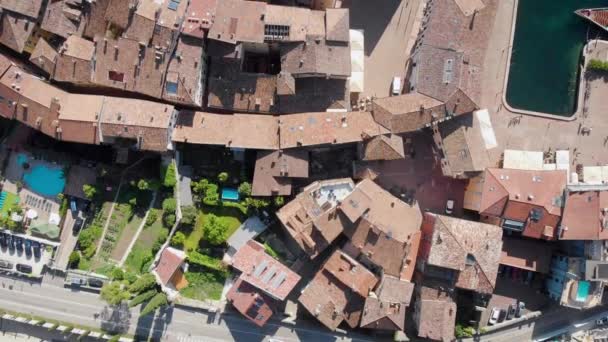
xmin=576 ymin=280 xmax=590 ymax=302
xmin=221 ymin=188 xmax=240 ymax=202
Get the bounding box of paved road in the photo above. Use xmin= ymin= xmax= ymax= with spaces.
xmin=0 ymin=275 xmax=380 ymax=342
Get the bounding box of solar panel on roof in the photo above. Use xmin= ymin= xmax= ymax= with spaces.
xmin=253 ymin=259 xmax=268 ymax=278
xmin=271 ymin=272 xmax=287 ymax=289
xmin=261 ymin=266 xmax=277 ymax=283
xmin=168 ymin=0 xmax=178 ymax=10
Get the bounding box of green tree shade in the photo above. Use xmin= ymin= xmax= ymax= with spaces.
xmin=100 ymin=282 xmax=130 ymax=306
xmin=162 ymin=198 xmax=177 ymax=213
xmin=137 ymin=179 xmax=149 ymax=191
xmin=217 ymin=172 xmax=229 ymax=183
xmin=238 ymin=182 xmax=252 ymax=196
xmin=274 ymin=196 xmax=285 ymax=207
xmin=82 ymin=184 xmax=97 ymax=200
xmin=128 ymin=273 xmax=157 ymax=294
xmin=111 ymin=267 xmax=124 ymax=281
xmin=170 ymin=231 xmax=186 ymax=248
xmin=145 ymin=209 xmax=158 ymax=226
xmin=129 ymin=289 xmax=158 ymax=308
xmin=180 ymin=206 xmax=197 ymax=226
xmin=162 ymin=163 xmax=177 ymax=188
xmin=163 ymin=213 xmax=176 ymax=227
xmin=68 ymin=252 xmax=80 ymax=268
xmin=203 ymin=214 xmax=229 ymax=245
xmin=140 ymin=292 xmax=168 ymax=317
xmin=191 ymin=179 xmax=209 ymax=195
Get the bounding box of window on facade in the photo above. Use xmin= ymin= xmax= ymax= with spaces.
xmin=108 ymin=71 xmax=125 ymax=82
xmin=165 ymin=81 xmax=178 ymax=95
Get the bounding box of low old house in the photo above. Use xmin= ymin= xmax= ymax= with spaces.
xmin=152 ymin=247 xmax=188 ymax=300
xmin=299 ymin=249 xmax=378 ymax=331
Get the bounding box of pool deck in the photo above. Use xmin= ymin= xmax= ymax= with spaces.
xmin=480 ymin=0 xmax=608 ymax=168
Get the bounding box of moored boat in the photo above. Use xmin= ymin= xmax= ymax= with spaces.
xmin=575 ymin=8 xmax=608 ymax=32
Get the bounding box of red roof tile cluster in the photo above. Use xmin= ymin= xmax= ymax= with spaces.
xmin=252 ymin=149 xmax=309 ymax=196
xmin=414 ymin=284 xmax=456 ymax=342
xmin=231 ymin=240 xmax=301 ymax=301
xmin=226 ymin=277 xmax=275 ymax=327
xmin=561 ymin=189 xmax=608 ymax=240
xmin=299 ymin=249 xmax=378 ymax=331
xmin=360 ymin=275 xmax=414 ymax=331
xmin=153 ymin=247 xmax=186 ymax=286
xmin=479 ymin=168 xmax=566 ymax=240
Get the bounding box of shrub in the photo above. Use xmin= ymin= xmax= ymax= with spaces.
xmin=82 ymin=184 xmax=97 ymax=200
xmin=68 ymin=252 xmax=80 ymax=268
xmin=263 ymin=242 xmax=280 ymax=260
xmin=59 ymin=197 xmax=69 ymax=218
xmin=238 ymin=182 xmax=251 ymax=196
xmin=162 ymin=198 xmax=177 ymax=213
xmin=588 ymin=58 xmax=608 ymax=72
xmin=140 ymin=292 xmax=168 ymax=317
xmin=203 ymin=214 xmax=229 ymax=245
xmin=145 ymin=209 xmax=158 ymax=226
xmin=191 ymin=178 xmax=209 ymax=195
xmin=455 ymin=324 xmax=476 ymax=338
xmin=163 ymin=213 xmax=176 ymax=228
xmin=129 ymin=289 xmax=158 ymax=308
xmin=64 ymin=325 xmax=74 ymax=333
xmin=128 ymin=197 xmax=137 ymax=207
xmin=203 ymin=183 xmax=219 ymax=205
xmin=100 ymin=282 xmax=130 ymax=305
xmin=217 ymin=172 xmax=229 ymax=183
xmin=48 ymin=323 xmax=58 ymax=331
xmin=274 ymin=196 xmax=285 ymax=207
xmin=180 ymin=206 xmax=197 ymax=226
xmin=108 ymin=335 xmax=120 ymax=342
xmin=170 ymin=231 xmax=186 ymax=248
xmin=221 ymin=201 xmax=248 ymax=216
xmin=124 ymin=272 xmax=138 ymax=284
xmin=110 ymin=267 xmax=124 ymax=281
xmin=137 ymin=179 xmax=149 ymax=191
xmin=128 ymin=273 xmax=157 ymax=294
xmin=162 ymin=163 xmax=177 ymax=188
xmin=188 ymin=251 xmax=226 ymax=273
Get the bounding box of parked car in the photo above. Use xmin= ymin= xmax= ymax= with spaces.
xmin=0 ymin=259 xmax=12 ymax=269
xmin=6 ymin=235 xmax=13 ymax=252
xmin=391 ymin=76 xmax=401 ymax=96
xmin=32 ymin=242 xmax=41 ymax=259
xmin=24 ymin=240 xmax=31 ymax=257
xmin=0 ymin=234 xmax=6 ymax=248
xmin=498 ymin=309 xmax=507 ymax=323
xmin=14 ymin=237 xmax=23 ymax=253
xmin=515 ymin=301 xmax=525 ymax=318
xmin=445 ymin=199 xmax=455 ymax=215
xmin=16 ymin=264 xmax=32 ymax=274
xmin=73 ymin=217 xmax=84 ymax=234
xmin=507 ymin=304 xmax=516 ymax=320
xmin=88 ymin=278 xmax=103 ymax=288
xmin=488 ymin=307 xmax=500 ymax=325
xmin=597 ymin=317 xmax=608 ymax=326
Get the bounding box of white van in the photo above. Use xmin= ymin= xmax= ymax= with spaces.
xmin=392 ymin=77 xmax=401 ymax=96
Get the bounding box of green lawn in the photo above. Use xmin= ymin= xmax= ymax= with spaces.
xmin=0 ymin=191 xmax=18 ymax=216
xmin=183 ymin=206 xmax=243 ymax=252
xmin=180 ymin=269 xmax=226 ymax=301
xmin=124 ymin=208 xmax=169 ymax=274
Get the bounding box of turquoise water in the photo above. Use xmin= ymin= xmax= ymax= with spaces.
xmin=576 ymin=280 xmax=590 ymax=301
xmin=0 ymin=191 xmax=7 ymax=211
xmin=506 ymin=0 xmax=608 ymax=115
xmin=19 ymin=154 xmax=66 ymax=197
xmin=221 ymin=188 xmax=240 ymax=201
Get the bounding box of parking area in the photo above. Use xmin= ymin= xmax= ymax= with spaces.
xmin=0 ymin=232 xmax=52 ymax=277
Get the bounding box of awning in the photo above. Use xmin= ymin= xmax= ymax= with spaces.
xmin=48 ymin=213 xmax=61 ymax=225
xmin=26 ymin=209 xmax=38 ymax=219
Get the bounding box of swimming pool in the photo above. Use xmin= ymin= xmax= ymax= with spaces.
xmin=576 ymin=280 xmax=590 ymax=302
xmin=18 ymin=154 xmax=66 ymax=197
xmin=221 ymin=188 xmax=240 ymax=202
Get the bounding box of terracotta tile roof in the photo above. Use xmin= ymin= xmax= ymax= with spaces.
xmin=435 ymin=111 xmax=491 ymax=177
xmin=41 ymin=0 xmax=83 ymax=39
xmin=105 ymin=0 xmax=134 ymax=29
xmin=154 ymin=247 xmax=186 ymax=286
xmin=58 ymin=94 xmax=104 ymax=122
xmin=299 ymin=249 xmax=378 ymax=331
xmin=371 ymin=93 xmax=446 ymax=134
xmin=207 ymin=57 xmax=278 ymax=113
xmin=360 ymin=275 xmax=414 ymax=330
xmin=279 ymin=111 xmax=386 ymax=149
xmin=230 ymin=113 xmax=279 ymax=150
xmin=153 ymin=0 xmax=189 ymax=49
xmin=276 ymin=71 xmax=295 ymax=95
xmin=415 ymin=285 xmax=456 ymax=342
xmin=280 ymin=37 xmax=350 ymax=78
xmin=341 ymin=179 xmax=422 ymax=278
xmin=360 ymin=134 xmax=405 ymax=161
xmin=419 ymin=213 xmax=503 ymax=293
xmin=54 ymin=36 xmax=94 ymax=84
xmin=162 ymin=35 xmax=204 ymax=106
xmin=325 ymin=8 xmax=349 ymax=42
xmin=277 ymin=178 xmax=355 ymax=258
xmin=479 ymin=168 xmax=566 ymax=240
xmin=226 ymin=277 xmax=275 ymax=327
xmin=252 ymin=149 xmax=309 ymax=197
xmin=0 ymin=0 xmax=44 ymax=19
xmin=82 ymin=0 xmax=110 ymax=39
xmin=29 ymin=38 xmax=57 ymax=75
xmin=209 ymin=0 xmax=266 ymax=44
xmin=265 ymin=5 xmax=317 ymax=42
xmin=561 ymin=190 xmax=608 ymax=240
xmin=124 ymin=0 xmax=159 ymax=44
xmin=231 ymin=240 xmax=301 ymax=301
xmin=172 ymin=110 xmax=232 ymax=146
xmin=500 ymin=237 xmax=553 ymax=274
xmin=277 ymin=77 xmax=348 ymax=113
xmin=181 ymin=0 xmax=216 ymax=38
xmin=0 ymin=12 xmax=36 ymax=53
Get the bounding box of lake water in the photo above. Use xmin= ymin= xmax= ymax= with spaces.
xmin=506 ymin=0 xmax=608 ymax=116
